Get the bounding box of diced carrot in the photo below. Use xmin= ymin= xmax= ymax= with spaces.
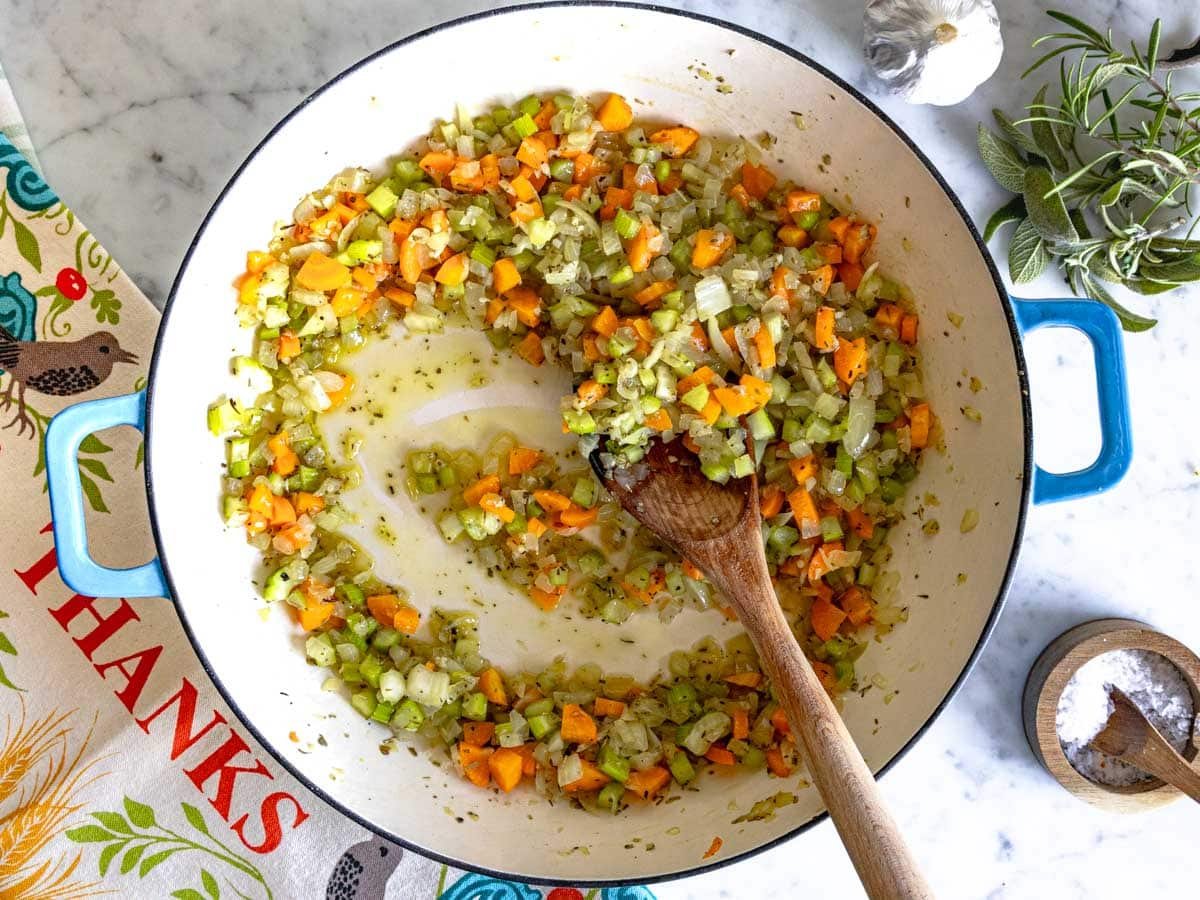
xmin=740 ymin=374 xmax=772 ymax=408
xmin=753 ymin=326 xmax=776 ymax=368
xmin=676 ymin=366 xmax=715 ymax=396
xmin=560 ymin=703 xmax=598 ymax=744
xmin=366 ymin=593 xmax=400 ymax=628
xmin=622 ymin=162 xmax=658 ymax=195
xmin=808 ymin=540 xmax=844 ymax=583
xmin=760 ymin=484 xmax=785 ymax=518
xmin=908 ymin=403 xmax=932 ymax=449
xmin=770 ymin=266 xmax=793 ymax=300
xmin=690 ymin=322 xmax=709 ymax=351
xmin=516 ymin=331 xmax=545 ymax=366
xmin=591 ymin=305 xmax=619 ymax=338
xmin=698 ymin=395 xmax=722 ymax=425
xmin=516 ymin=135 xmax=549 ymax=168
xmin=765 ymin=747 xmax=793 ymax=777
xmin=644 ymin=408 xmax=672 ymax=431
xmin=740 ymin=162 xmax=777 ymax=199
xmin=813 ymin=306 xmax=837 ymax=351
xmin=875 ymin=302 xmax=903 ymax=331
xmin=463 ymin=760 xmax=491 ymax=788
xmin=705 ymin=744 xmax=736 ymax=766
xmin=627 ymin=221 xmax=659 ymax=273
xmin=732 ymin=707 xmax=750 ymax=741
xmin=295 ymin=251 xmax=351 ymax=292
xmin=604 ymin=186 xmax=634 ymax=210
xmin=293 ymin=492 xmax=325 ymax=516
xmin=809 ymin=264 xmax=835 ymax=296
xmin=246 ymin=482 xmax=274 ymax=518
xmin=510 ymin=199 xmax=543 ymax=225
xmin=458 ymin=741 xmax=493 ymax=781
xmin=246 ymin=250 xmax=273 ymax=274
xmin=564 ymin=758 xmax=611 ymax=793
xmin=394 ymin=604 xmax=420 ymax=635
xmin=788 ymin=487 xmax=819 ymax=528
xmin=277 ymin=330 xmax=301 ymax=362
xmin=839 ymin=261 xmax=864 ymax=291
xmin=843 ymin=222 xmax=877 ymax=265
xmin=492 ymin=257 xmax=521 ymax=295
xmin=388 ymin=217 xmax=416 ymax=240
xmin=559 ymin=504 xmax=598 ymax=529
xmin=268 ymin=431 xmax=299 ymax=477
xmin=811 ymin=594 xmax=848 ymax=641
xmin=811 ymin=243 xmax=841 ymax=265
xmin=478 ymin=668 xmax=508 ymax=706
xmin=398 ymin=236 xmax=433 ymax=284
xmin=526 ymin=517 xmax=548 ymax=538
xmin=770 ymin=707 xmax=791 ymax=737
xmin=900 ymin=314 xmax=919 ymax=345
xmin=532 ymin=99 xmax=556 ymax=130
xmin=572 ymin=151 xmax=598 ymax=183
xmin=713 ymin=385 xmax=755 ymax=418
xmin=532 ymin=489 xmax=572 ymax=513
xmin=236 ymin=273 xmax=260 ymax=305
xmin=479 ymin=492 xmax=516 ymax=524
xmin=593 ymin=697 xmax=626 ymax=718
xmin=649 ymin=125 xmax=700 ymax=157
xmin=682 ymin=559 xmax=705 ymax=581
xmin=785 ymin=190 xmax=822 ymax=214
xmin=703 ymin=836 xmax=724 ymax=860
xmin=691 ymin=228 xmax=734 ymax=268
xmin=434 ymin=252 xmax=468 ymax=286
xmin=827 ymin=216 xmax=852 ymax=244
xmin=529 ymin=585 xmax=564 ymax=611
xmin=270 ymin=495 xmax=296 ymax=526
xmin=846 ymin=506 xmax=875 ymax=539
xmin=839 ymin=585 xmax=875 ymax=627
xmin=596 ymin=93 xmax=634 ymax=131
xmin=724 ymin=671 xmax=763 ymax=688
xmin=777 ymin=226 xmax=808 ymax=248
xmin=506 ymin=286 xmax=542 ymax=327
xmin=562 ymin=183 xmax=584 ymax=201
xmin=297 ymin=600 xmax=333 ymax=631
xmin=811 ymin=660 xmax=838 ymax=693
xmin=789 ymin=455 xmax=817 ymax=486
xmin=509 ymin=174 xmax=538 ymax=203
xmin=508 ymin=446 xmax=540 ymax=475
xmin=488 ymin=747 xmax=524 ymax=793
xmin=382 ymin=286 xmax=415 ymax=309
xmin=463 ymin=474 xmax=501 ymax=506
xmin=419 ymin=151 xmax=457 ymax=178
xmin=517 ymin=742 xmax=538 ymax=777
xmin=633 ymin=279 xmax=675 ymax=308
xmin=624 ymin=765 xmax=670 ymax=800
xmin=325 ymin=372 xmax=355 ymax=409
xmin=730 ymin=183 xmax=752 ymax=211
xmin=485 ymin=297 xmax=505 ymax=325
xmin=462 ymin=721 xmax=496 ymax=746
xmin=833 ymin=336 xmax=869 ymax=385
xmin=330 ymin=286 xmax=365 ymax=317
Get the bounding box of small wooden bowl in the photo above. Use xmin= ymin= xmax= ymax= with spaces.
xmin=1023 ymin=617 xmax=1200 ymax=812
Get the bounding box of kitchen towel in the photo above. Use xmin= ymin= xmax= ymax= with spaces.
xmin=0 ymin=71 xmax=653 ymax=900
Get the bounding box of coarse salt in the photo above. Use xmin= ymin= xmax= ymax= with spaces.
xmin=1055 ymin=648 xmax=1197 ymax=786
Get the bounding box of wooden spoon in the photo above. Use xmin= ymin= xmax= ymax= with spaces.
xmin=1089 ymin=686 xmax=1200 ymax=802
xmin=592 ymin=437 xmax=931 ymax=900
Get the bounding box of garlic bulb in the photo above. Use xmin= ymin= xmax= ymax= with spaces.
xmin=864 ymin=0 xmax=1003 ymax=106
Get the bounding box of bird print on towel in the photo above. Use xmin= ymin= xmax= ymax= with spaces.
xmin=0 ymin=324 xmax=137 ymax=437
xmin=325 ymin=838 xmax=403 ymax=899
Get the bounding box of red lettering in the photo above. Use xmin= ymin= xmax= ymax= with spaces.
xmin=136 ymin=678 xmax=227 ymax=760
xmin=14 ymin=522 xmax=57 ymax=594
xmin=93 ymin=645 xmax=164 ymax=712
xmin=48 ymin=594 xmax=139 ymax=659
xmin=184 ymin=732 xmax=272 ymax=820
xmin=232 ymin=791 xmax=310 ymax=853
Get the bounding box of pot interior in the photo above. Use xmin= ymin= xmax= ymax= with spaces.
xmin=148 ymin=4 xmax=1027 ymax=882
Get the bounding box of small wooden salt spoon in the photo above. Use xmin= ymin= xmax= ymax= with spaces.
xmin=592 ymin=436 xmax=931 ymax=900
xmin=1089 ymin=686 xmax=1200 ymax=803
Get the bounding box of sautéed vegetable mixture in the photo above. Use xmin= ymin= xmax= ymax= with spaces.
xmin=209 ymin=92 xmax=933 ymax=812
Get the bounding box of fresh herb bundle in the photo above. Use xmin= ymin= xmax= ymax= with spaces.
xmin=978 ymin=11 xmax=1200 ymax=331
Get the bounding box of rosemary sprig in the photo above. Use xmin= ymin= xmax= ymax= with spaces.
xmin=978 ymin=10 xmax=1200 ymax=331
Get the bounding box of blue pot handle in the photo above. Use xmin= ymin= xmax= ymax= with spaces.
xmin=45 ymin=390 xmax=168 ymax=598
xmin=1011 ymin=297 xmax=1132 ymax=505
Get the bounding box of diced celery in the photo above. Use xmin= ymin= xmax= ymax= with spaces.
xmin=613 ymin=208 xmax=641 ymax=239
xmin=528 ymin=217 xmax=557 ymax=248
xmin=748 ymin=229 xmax=774 ymax=256
xmin=598 ymin=780 xmax=624 ymax=814
xmin=747 ymin=408 xmax=775 ymax=440
xmin=578 ymin=550 xmax=604 ymax=576
xmin=462 ymin=691 xmax=488 ymax=721
xmin=208 ymin=399 xmax=241 ymax=436
xmin=732 ymin=453 xmax=755 ymax=478
xmin=305 ymin=635 xmax=335 ymax=667
xmin=820 ymin=516 xmax=844 ymax=542
xmin=795 ymin=210 xmax=820 ymax=230
xmin=527 ymin=713 xmax=560 ymax=739
xmin=470 ymin=242 xmax=496 ymax=268
xmin=609 ymin=264 xmax=634 ymax=286
xmin=512 ymin=113 xmax=538 ymax=139
xmin=598 ymin=743 xmax=631 ymax=782
xmin=359 ymin=653 xmax=384 ymax=688
xmin=457 ymin=507 xmax=490 ymax=541
xmin=668 ymin=750 xmax=696 ymax=784
xmin=391 ymin=699 xmax=425 ymax=732
xmin=681 ymin=384 xmax=710 ymax=411
xmin=393 ymin=159 xmax=423 ymax=183
xmin=366 ymin=183 xmax=398 ymax=218
xmin=524 ymin=698 xmax=555 ymax=718
xmin=550 ymin=158 xmax=575 ymax=182
xmin=650 ymin=309 xmax=679 ymax=334
xmin=263 ymin=567 xmax=295 ymax=602
xmin=563 ymin=409 xmax=596 ymax=434
xmin=571 ymin=477 xmax=598 ymax=508
xmin=351 ymin=690 xmax=376 ymax=718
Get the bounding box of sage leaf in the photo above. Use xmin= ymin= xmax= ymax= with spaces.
xmin=1008 ymin=219 xmax=1050 ymax=284
xmin=992 ymin=109 xmax=1038 ymax=155
xmin=1126 ymin=278 xmax=1177 ymax=295
xmin=1139 ymin=253 xmax=1200 ymax=284
xmin=983 ymin=196 xmax=1026 ymax=242
xmin=1030 ymin=85 xmax=1069 ymax=170
xmin=1081 ymin=274 xmax=1157 ymax=331
xmin=977 ymin=126 xmax=1028 ymax=193
xmin=1023 ymin=166 xmax=1078 ymax=243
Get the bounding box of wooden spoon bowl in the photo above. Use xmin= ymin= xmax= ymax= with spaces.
xmin=1022 ymin=618 xmax=1200 ymax=812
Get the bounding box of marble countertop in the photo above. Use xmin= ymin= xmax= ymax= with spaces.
xmin=4 ymin=0 xmax=1198 ymax=896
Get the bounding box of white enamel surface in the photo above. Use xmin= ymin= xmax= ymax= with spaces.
xmin=146 ymin=5 xmax=1025 ymax=883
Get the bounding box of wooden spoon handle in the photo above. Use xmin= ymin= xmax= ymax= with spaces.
xmin=1128 ymin=731 xmax=1200 ymax=803
xmin=741 ymin=594 xmax=932 ymax=899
